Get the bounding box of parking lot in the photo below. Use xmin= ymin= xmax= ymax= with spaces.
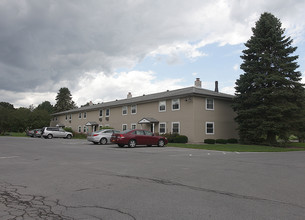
xmin=1 ymin=137 xmax=305 ymax=219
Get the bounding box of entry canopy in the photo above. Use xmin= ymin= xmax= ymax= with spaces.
xmin=138 ymin=117 xmax=159 ymax=124
xmin=85 ymin=121 xmax=99 ymax=126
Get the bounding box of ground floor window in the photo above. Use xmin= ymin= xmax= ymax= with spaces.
xmin=172 ymin=122 xmax=180 ymax=134
xmin=83 ymin=126 xmax=87 ymax=133
xmin=131 ymin=123 xmax=137 ymax=130
xmin=159 ymin=123 xmax=166 ymax=134
xmin=122 ymin=124 xmax=127 ymax=131
xmin=78 ymin=126 xmax=82 ymax=133
xmin=206 ymin=122 xmax=214 ymax=134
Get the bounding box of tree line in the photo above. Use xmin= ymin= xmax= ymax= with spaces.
xmin=0 ymin=87 xmax=77 ymax=134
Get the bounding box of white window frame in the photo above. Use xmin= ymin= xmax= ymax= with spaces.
xmin=122 ymin=124 xmax=127 ymax=131
xmin=131 ymin=123 xmax=137 ymax=130
xmin=105 ymin=109 xmax=110 ymax=117
xmin=83 ymin=125 xmax=87 ymax=133
xmin=206 ymin=122 xmax=214 ymax=135
xmin=122 ymin=106 xmax=128 ymax=115
xmin=172 ymin=122 xmax=180 ymax=134
xmin=99 ymin=109 xmax=103 ymax=118
xmin=206 ymin=98 xmax=214 ymax=110
xmin=131 ymin=105 xmax=137 ymax=114
xmin=69 ymin=114 xmax=72 ymax=120
xmin=159 ymin=101 xmax=166 ymax=112
xmin=159 ymin=122 xmax=166 ymax=134
xmin=172 ymin=99 xmax=180 ymax=111
xmin=78 ymin=113 xmax=82 ymax=119
xmin=83 ymin=112 xmax=87 ymax=119
xmin=65 ymin=115 xmax=68 ymax=121
xmin=78 ymin=126 xmax=82 ymax=133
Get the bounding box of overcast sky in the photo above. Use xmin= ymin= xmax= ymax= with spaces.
xmin=1 ymin=0 xmax=305 ymax=108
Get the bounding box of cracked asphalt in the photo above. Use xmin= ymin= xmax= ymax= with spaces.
xmin=1 ymin=137 xmax=305 ymax=219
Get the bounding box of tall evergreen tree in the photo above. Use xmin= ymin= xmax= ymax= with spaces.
xmin=54 ymin=87 xmax=77 ymax=113
xmin=233 ymin=12 xmax=305 ymax=145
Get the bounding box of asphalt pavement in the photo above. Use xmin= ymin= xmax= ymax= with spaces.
xmin=1 ymin=136 xmax=305 ymax=219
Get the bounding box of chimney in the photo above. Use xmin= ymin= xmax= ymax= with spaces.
xmin=194 ymin=78 xmax=202 ymax=88
xmin=215 ymin=81 xmax=219 ymax=93
xmin=89 ymin=101 xmax=93 ymax=106
xmin=127 ymin=92 xmax=132 ymax=99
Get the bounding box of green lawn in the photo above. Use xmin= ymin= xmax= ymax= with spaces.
xmin=1 ymin=132 xmax=28 ymax=137
xmin=167 ymin=143 xmax=305 ymax=152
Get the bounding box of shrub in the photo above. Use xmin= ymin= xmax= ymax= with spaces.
xmin=162 ymin=133 xmax=188 ymax=143
xmin=216 ymin=139 xmax=227 ymax=144
xmin=227 ymin=138 xmax=238 ymax=144
xmin=204 ymin=139 xmax=215 ymax=144
xmin=173 ymin=135 xmax=188 ymax=143
xmin=64 ymin=127 xmax=73 ymax=132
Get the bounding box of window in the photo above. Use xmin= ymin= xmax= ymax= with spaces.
xmin=122 ymin=106 xmax=128 ymax=115
xmin=78 ymin=126 xmax=82 ymax=133
xmin=65 ymin=115 xmax=68 ymax=120
xmin=131 ymin=123 xmax=137 ymax=130
xmin=172 ymin=99 xmax=180 ymax=111
xmin=206 ymin=122 xmax=214 ymax=134
xmin=83 ymin=112 xmax=87 ymax=119
xmin=122 ymin=124 xmax=127 ymax=131
xmin=83 ymin=126 xmax=87 ymax=133
xmin=131 ymin=105 xmax=137 ymax=114
xmin=99 ymin=109 xmax=103 ymax=117
xmin=135 ymin=130 xmax=145 ymax=135
xmin=105 ymin=109 xmax=110 ymax=117
xmin=206 ymin=98 xmax=214 ymax=110
xmin=159 ymin=101 xmax=166 ymax=112
xmin=172 ymin=122 xmax=180 ymax=134
xmin=69 ymin=114 xmax=72 ymax=120
xmin=159 ymin=123 xmax=166 ymax=134
xmin=78 ymin=113 xmax=82 ymax=119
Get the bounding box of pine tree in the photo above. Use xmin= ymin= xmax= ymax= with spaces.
xmin=233 ymin=12 xmax=305 ymax=145
xmin=54 ymin=87 xmax=77 ymax=113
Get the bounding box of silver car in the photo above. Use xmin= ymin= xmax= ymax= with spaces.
xmin=87 ymin=129 xmax=120 ymax=145
xmin=42 ymin=127 xmax=73 ymax=139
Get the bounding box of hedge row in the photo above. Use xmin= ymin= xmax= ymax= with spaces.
xmin=162 ymin=133 xmax=188 ymax=143
xmin=204 ymin=138 xmax=238 ymax=144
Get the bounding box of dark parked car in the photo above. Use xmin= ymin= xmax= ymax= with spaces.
xmin=110 ymin=129 xmax=168 ymax=148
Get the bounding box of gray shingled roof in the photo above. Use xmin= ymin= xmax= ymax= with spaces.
xmin=52 ymin=86 xmax=234 ymax=116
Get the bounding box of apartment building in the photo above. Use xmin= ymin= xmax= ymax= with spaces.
xmin=50 ymin=78 xmax=238 ymax=143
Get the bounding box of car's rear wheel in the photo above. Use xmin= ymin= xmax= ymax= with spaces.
xmin=158 ymin=139 xmax=165 ymax=147
xmin=47 ymin=134 xmax=53 ymax=139
xmin=100 ymin=138 xmax=107 ymax=145
xmin=66 ymin=134 xmax=72 ymax=139
xmin=128 ymin=139 xmax=136 ymax=148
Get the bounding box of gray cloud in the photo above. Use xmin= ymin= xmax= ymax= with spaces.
xmin=1 ymin=0 xmax=305 ymax=104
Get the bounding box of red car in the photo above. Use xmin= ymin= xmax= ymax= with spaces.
xmin=110 ymin=129 xmax=168 ymax=148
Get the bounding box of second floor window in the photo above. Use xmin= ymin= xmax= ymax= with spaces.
xmin=83 ymin=112 xmax=87 ymax=119
xmin=105 ymin=109 xmax=110 ymax=117
xmin=172 ymin=99 xmax=180 ymax=111
xmin=131 ymin=105 xmax=137 ymax=114
xmin=99 ymin=109 xmax=103 ymax=117
xmin=159 ymin=101 xmax=166 ymax=112
xmin=206 ymin=98 xmax=214 ymax=110
xmin=122 ymin=106 xmax=128 ymax=115
xmin=78 ymin=113 xmax=82 ymax=119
